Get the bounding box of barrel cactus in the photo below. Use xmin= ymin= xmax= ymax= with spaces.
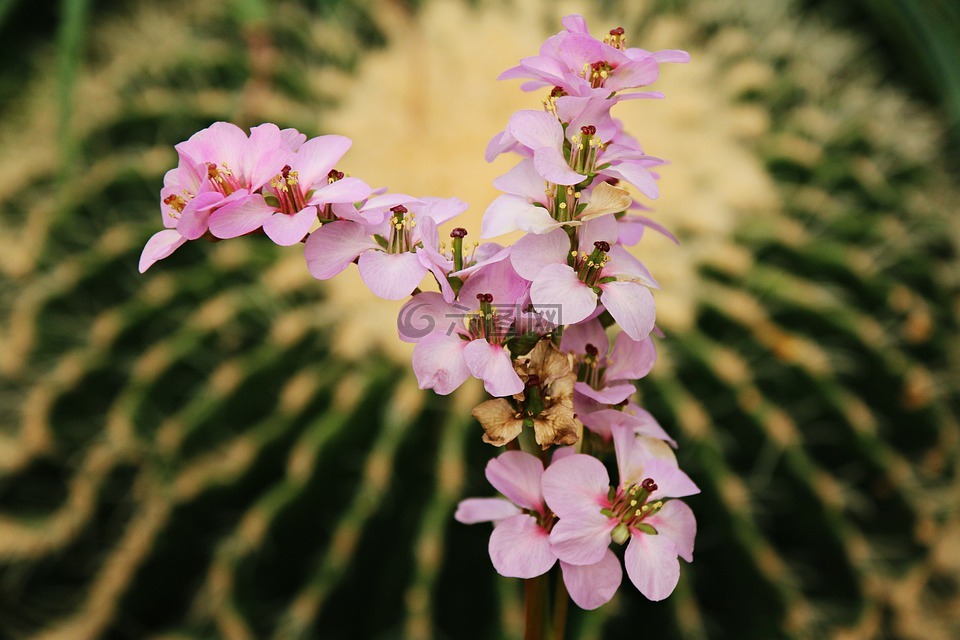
xmin=0 ymin=0 xmax=957 ymax=638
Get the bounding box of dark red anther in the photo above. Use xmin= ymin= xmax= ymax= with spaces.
xmin=206 ymin=162 xmax=219 ymax=178
xmin=580 ymin=125 xmax=597 ymax=136
xmin=593 ymin=241 xmax=611 ymax=252
xmin=641 ymin=478 xmax=658 ymax=492
xmin=450 ymin=227 xmax=468 ymax=238
xmin=483 ymin=293 xmax=494 ymax=304
xmin=327 ymin=169 xmax=345 ymax=181
xmin=163 ymin=195 xmax=177 ymax=205
xmin=584 ymin=343 xmax=599 ymax=357
xmin=550 ymin=86 xmax=567 ymax=98
xmin=609 ymin=27 xmax=625 ymax=36
xmin=390 ymin=205 xmax=408 ymax=215
xmin=281 ymin=165 xmax=292 ymax=178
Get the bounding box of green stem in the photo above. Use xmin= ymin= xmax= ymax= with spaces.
xmin=524 ymin=574 xmax=546 ymax=640
xmin=552 ymin=569 xmax=569 ymax=640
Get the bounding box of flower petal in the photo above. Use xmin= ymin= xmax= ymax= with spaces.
xmin=207 ymin=194 xmax=274 ymax=239
xmin=646 ymin=500 xmax=696 ymax=562
xmin=358 ymin=250 xmax=427 ymax=300
xmin=549 ymin=509 xmax=615 ymax=565
xmin=541 ymin=453 xmax=610 ymax=518
xmin=606 ymin=333 xmax=657 ymax=381
xmin=624 ymin=532 xmax=680 ymax=601
xmin=481 ymin=195 xmax=532 ymax=238
xmin=454 ymin=497 xmax=521 ymax=524
xmin=411 ymin=332 xmax=470 ymax=395
xmin=493 ymin=159 xmax=548 ymax=201
xmin=463 ymin=339 xmax=524 ymax=397
xmin=531 ymin=263 xmax=597 ymax=326
xmin=574 ymin=381 xmax=636 ymax=405
xmin=139 ymin=230 xmax=186 ymax=273
xmin=295 ymin=134 xmax=352 ymax=187
xmin=560 ymin=318 xmax=609 ymax=356
xmin=510 ymin=228 xmax=570 ymax=280
xmin=307 ymin=177 xmax=372 ymax=205
xmin=599 ymin=281 xmax=655 ymax=342
xmin=262 ymin=208 xmax=317 ymax=246
xmin=560 ymin=549 xmax=622 ymax=610
xmin=507 ymin=110 xmax=564 ymax=150
xmin=397 ymin=292 xmax=463 ymax=342
xmin=303 ymin=220 xmax=378 ymax=280
xmin=533 ymin=146 xmax=587 ymax=186
xmin=485 ymin=451 xmax=545 ymax=512
xmin=489 ymin=514 xmax=556 ymax=579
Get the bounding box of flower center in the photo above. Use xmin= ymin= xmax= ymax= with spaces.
xmin=604 ymin=27 xmax=626 ymax=50
xmin=584 ymin=60 xmax=615 ymax=88
xmin=387 ymin=205 xmax=417 ymax=253
xmin=569 ymin=240 xmax=611 ymax=287
xmin=570 ymin=125 xmax=602 ymax=175
xmin=206 ymin=162 xmax=244 ymax=196
xmin=468 ymin=293 xmax=504 ymax=344
xmin=574 ymin=342 xmax=606 ymax=389
xmin=268 ymin=164 xmax=309 ymax=215
xmin=604 ymin=477 xmax=663 ymax=544
xmin=163 ymin=193 xmax=189 ymax=219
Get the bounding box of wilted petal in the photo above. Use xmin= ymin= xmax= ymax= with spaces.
xmin=578 ymin=182 xmax=632 ymax=220
xmin=599 ymin=281 xmax=655 ymax=342
xmin=139 ymin=230 xmax=186 ymax=273
xmin=485 ymin=451 xmax=545 ymax=512
xmin=624 ymin=532 xmax=680 ymax=601
xmin=358 ymin=250 xmax=427 ymax=300
xmin=561 ymin=549 xmax=622 ymax=610
xmin=474 ymin=398 xmax=523 ymax=447
xmin=646 ymin=500 xmax=696 ymax=562
xmin=541 ymin=454 xmax=610 ymax=518
xmin=489 ymin=515 xmax=556 ymax=579
xmin=454 ymin=497 xmax=521 ymax=524
xmin=411 ymin=332 xmax=470 ymax=395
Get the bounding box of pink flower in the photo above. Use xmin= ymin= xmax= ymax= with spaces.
xmin=511 ymin=215 xmax=659 ymax=340
xmin=455 ymin=451 xmax=623 ymax=610
xmin=303 ymin=196 xmax=466 ymax=300
xmin=208 ymin=134 xmax=371 ymax=246
xmin=561 ymin=318 xmax=656 ymax=406
xmin=498 ymin=15 xmax=688 ymax=100
xmin=397 ymin=260 xmax=529 ymax=396
xmin=542 ymin=426 xmax=698 ymax=601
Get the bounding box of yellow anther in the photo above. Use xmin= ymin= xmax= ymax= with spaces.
xmin=558 ymin=202 xmax=567 ymax=209
xmin=570 ymin=250 xmax=578 ymax=257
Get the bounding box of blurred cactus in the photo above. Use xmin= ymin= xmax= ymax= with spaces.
xmin=0 ymin=0 xmax=958 ymax=638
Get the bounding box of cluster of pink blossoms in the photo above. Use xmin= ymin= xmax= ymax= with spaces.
xmin=140 ymin=14 xmax=697 ymax=614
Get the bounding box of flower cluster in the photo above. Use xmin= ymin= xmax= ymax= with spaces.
xmin=139 ymin=12 xmax=697 ymax=619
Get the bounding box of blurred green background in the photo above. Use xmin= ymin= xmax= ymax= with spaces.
xmin=0 ymin=0 xmax=958 ymax=638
